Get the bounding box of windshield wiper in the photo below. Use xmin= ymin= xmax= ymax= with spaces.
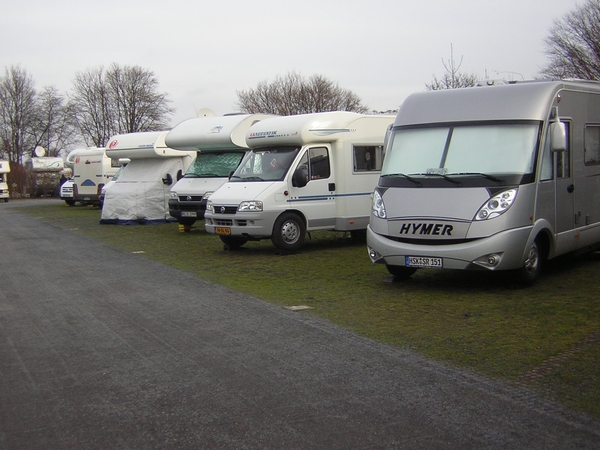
xmin=457 ymin=172 xmax=505 ymax=184
xmin=424 ymin=173 xmax=463 ymax=186
xmin=381 ymin=173 xmax=422 ymax=186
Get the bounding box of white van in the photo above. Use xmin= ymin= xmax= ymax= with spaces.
xmin=204 ymin=112 xmax=395 ymax=250
xmin=367 ymin=79 xmax=600 ymax=283
xmin=71 ymin=148 xmax=118 ymax=206
xmin=0 ymin=160 xmax=10 ymax=202
xmin=100 ymin=131 xmax=195 ymax=224
xmin=165 ymin=114 xmax=275 ymax=227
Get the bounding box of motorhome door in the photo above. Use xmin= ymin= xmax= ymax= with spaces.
xmin=288 ymin=146 xmax=335 ymax=229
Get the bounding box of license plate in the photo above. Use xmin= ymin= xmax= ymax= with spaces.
xmin=405 ymin=256 xmax=443 ymax=268
xmin=181 ymin=211 xmax=197 ymax=217
xmin=216 ymin=227 xmax=231 ymax=235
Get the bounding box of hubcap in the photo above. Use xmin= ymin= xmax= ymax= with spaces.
xmin=281 ymin=221 xmax=299 ymax=243
xmin=524 ymin=243 xmax=539 ymax=273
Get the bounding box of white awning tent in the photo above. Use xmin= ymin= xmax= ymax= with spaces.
xmin=100 ymin=131 xmax=194 ymax=224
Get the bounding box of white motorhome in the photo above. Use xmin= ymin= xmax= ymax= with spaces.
xmin=165 ymin=114 xmax=275 ymax=228
xmin=0 ymin=160 xmax=10 ymax=202
xmin=100 ymin=131 xmax=195 ymax=224
xmin=204 ymin=112 xmax=395 ymax=250
xmin=71 ymin=147 xmax=118 ymax=206
xmin=367 ymin=79 xmax=600 ymax=284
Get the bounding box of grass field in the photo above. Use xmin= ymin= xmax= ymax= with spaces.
xmin=19 ymin=201 xmax=600 ymax=418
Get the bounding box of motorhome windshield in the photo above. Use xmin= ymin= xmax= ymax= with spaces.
xmin=184 ymin=151 xmax=246 ymax=178
xmin=381 ymin=122 xmax=541 ymax=186
xmin=231 ymin=146 xmax=300 ymax=182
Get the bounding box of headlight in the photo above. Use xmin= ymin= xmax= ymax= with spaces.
xmin=170 ymin=192 xmax=178 ymax=200
xmin=206 ymin=200 xmax=213 ymax=212
xmin=475 ymin=188 xmax=517 ymax=220
xmin=238 ymin=201 xmax=263 ymax=212
xmin=204 ymin=191 xmax=213 ymax=200
xmin=372 ymin=190 xmax=386 ymax=218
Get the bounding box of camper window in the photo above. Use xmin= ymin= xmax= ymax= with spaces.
xmin=308 ymin=147 xmax=330 ymax=179
xmin=353 ymin=145 xmax=383 ymax=172
xmin=584 ymin=125 xmax=600 ymax=166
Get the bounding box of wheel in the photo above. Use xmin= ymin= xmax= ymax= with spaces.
xmin=386 ymin=265 xmax=417 ymax=279
xmin=220 ymin=235 xmax=248 ymax=250
xmin=65 ymin=199 xmax=75 ymax=206
xmin=517 ymin=239 xmax=543 ymax=285
xmin=177 ymin=217 xmax=196 ymax=227
xmin=271 ymin=212 xmax=305 ymax=251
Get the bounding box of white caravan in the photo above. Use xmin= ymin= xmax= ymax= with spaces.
xmin=100 ymin=131 xmax=195 ymax=224
xmin=165 ymin=114 xmax=275 ymax=228
xmin=0 ymin=160 xmax=10 ymax=202
xmin=204 ymin=112 xmax=395 ymax=250
xmin=26 ymin=156 xmax=64 ymax=197
xmin=367 ymin=79 xmax=600 ymax=284
xmin=71 ymin=147 xmax=119 ymax=206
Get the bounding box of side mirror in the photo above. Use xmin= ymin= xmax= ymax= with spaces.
xmin=292 ymin=167 xmax=308 ymax=188
xmin=162 ymin=173 xmax=173 ymax=185
xmin=550 ymin=121 xmax=567 ymax=152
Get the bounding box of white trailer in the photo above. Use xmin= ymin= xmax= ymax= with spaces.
xmin=367 ymin=79 xmax=600 ymax=284
xmin=204 ymin=111 xmax=395 ymax=250
xmin=71 ymin=147 xmax=118 ymax=206
xmin=165 ymin=113 xmax=275 ymax=228
xmin=100 ymin=131 xmax=195 ymax=224
xmin=0 ymin=160 xmax=10 ymax=202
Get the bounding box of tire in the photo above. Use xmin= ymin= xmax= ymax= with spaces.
xmin=517 ymin=238 xmax=544 ymax=285
xmin=220 ymin=235 xmax=248 ymax=250
xmin=271 ymin=212 xmax=305 ymax=251
xmin=65 ymin=200 xmax=75 ymax=206
xmin=386 ymin=265 xmax=417 ymax=280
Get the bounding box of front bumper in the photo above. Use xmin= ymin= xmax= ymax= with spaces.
xmin=366 ymin=225 xmax=533 ymax=271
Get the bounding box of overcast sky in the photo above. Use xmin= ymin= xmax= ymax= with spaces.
xmin=2 ymin=0 xmax=580 ymax=128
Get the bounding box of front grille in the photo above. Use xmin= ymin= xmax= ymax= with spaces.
xmin=179 ymin=195 xmax=203 ymax=202
xmin=387 ymin=236 xmax=477 ymax=245
xmin=212 ymin=205 xmax=238 ymax=214
xmin=214 ymin=219 xmax=233 ymax=226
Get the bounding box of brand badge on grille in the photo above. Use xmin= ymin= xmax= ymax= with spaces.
xmin=220 ymin=206 xmax=226 ymax=214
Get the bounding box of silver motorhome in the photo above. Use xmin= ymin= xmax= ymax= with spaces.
xmin=367 ymin=80 xmax=600 ymax=283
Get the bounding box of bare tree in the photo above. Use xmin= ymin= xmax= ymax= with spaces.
xmin=540 ymin=0 xmax=600 ymax=80
xmin=70 ymin=64 xmax=174 ymax=147
xmin=425 ymin=45 xmax=479 ymax=90
xmin=70 ymin=67 xmax=113 ymax=147
xmin=236 ymin=72 xmax=368 ymax=115
xmin=0 ymin=66 xmax=38 ymax=164
xmin=106 ymin=64 xmax=174 ymax=133
xmin=31 ymin=86 xmax=78 ymax=158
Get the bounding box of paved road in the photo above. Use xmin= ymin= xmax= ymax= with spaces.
xmin=1 ymin=199 xmax=599 ymax=449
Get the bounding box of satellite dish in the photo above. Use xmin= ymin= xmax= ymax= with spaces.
xmin=197 ymin=108 xmax=216 ymax=118
xmin=34 ymin=146 xmax=46 ymax=157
